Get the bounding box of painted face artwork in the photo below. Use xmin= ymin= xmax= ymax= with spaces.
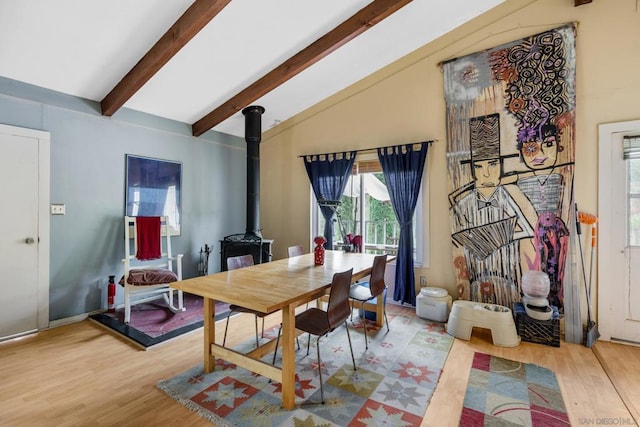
xmin=443 ymin=25 xmax=576 ymax=311
xmin=473 ymin=158 xmax=501 ymax=188
xmin=520 ymin=134 xmax=558 ymax=170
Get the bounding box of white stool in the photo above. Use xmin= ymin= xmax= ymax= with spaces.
xmin=446 ymin=300 xmax=520 ymax=347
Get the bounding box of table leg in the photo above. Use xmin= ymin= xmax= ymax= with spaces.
xmin=203 ymin=297 xmax=215 ymax=373
xmin=376 ymin=293 xmax=384 ymax=328
xmin=281 ymin=304 xmax=296 ymax=410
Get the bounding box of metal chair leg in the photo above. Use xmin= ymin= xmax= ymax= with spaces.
xmin=316 ymin=337 xmax=324 ymax=404
xmin=344 ymin=320 xmax=356 ymax=370
xmin=271 ymin=325 xmax=300 ymax=367
xmin=224 ymin=311 xmax=260 ymax=348
xmin=222 ymin=311 xmax=233 ymax=346
xmin=384 ymin=306 xmax=390 ymax=332
xmin=361 ymin=301 xmax=368 ymax=349
xmin=271 ymin=325 xmax=282 ymax=365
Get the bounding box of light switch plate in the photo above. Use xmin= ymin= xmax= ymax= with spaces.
xmin=51 ymin=204 xmax=65 ymax=215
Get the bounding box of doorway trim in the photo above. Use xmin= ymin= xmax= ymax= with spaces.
xmin=598 ymin=119 xmax=640 ymax=342
xmin=0 ymin=123 xmax=50 ymax=331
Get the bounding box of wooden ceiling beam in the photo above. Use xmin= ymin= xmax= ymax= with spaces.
xmin=101 ymin=0 xmax=232 ymax=117
xmin=192 ymin=0 xmax=413 ymax=137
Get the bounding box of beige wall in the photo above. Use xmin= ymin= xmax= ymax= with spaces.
xmin=259 ymin=0 xmax=640 ymax=301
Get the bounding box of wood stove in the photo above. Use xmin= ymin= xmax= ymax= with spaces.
xmin=220 ymin=105 xmax=274 ymax=271
xmin=220 ymin=233 xmax=273 ymax=271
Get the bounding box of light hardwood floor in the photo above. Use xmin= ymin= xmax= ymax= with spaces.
xmin=0 ymin=304 xmax=637 ymax=426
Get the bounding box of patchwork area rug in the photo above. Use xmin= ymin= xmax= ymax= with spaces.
xmin=158 ymin=314 xmax=454 ymax=426
xmin=460 ymin=352 xmax=570 ymax=426
xmin=89 ymin=293 xmax=230 ymax=348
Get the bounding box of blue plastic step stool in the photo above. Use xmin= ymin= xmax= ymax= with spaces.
xmin=356 ymin=282 xmax=387 ymax=321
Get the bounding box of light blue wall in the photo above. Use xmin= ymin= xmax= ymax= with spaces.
xmin=0 ymin=77 xmax=247 ymax=320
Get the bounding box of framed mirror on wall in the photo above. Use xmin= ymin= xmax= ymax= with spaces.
xmin=125 ymin=154 xmax=182 ymax=235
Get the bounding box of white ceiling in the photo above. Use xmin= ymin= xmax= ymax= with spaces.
xmin=0 ymin=0 xmax=504 ymax=138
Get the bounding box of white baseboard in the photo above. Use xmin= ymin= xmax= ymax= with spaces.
xmin=47 ymin=309 xmax=106 ymax=329
xmin=1 ymin=309 xmax=108 ymax=343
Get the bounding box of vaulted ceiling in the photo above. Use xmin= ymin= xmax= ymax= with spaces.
xmin=0 ymin=0 xmax=505 ymax=138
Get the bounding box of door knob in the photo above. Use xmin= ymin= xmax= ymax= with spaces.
xmin=25 ymin=237 xmax=35 ymax=244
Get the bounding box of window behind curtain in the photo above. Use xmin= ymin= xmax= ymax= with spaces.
xmin=311 ymin=156 xmax=426 ymax=265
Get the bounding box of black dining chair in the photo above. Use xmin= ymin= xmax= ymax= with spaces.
xmin=349 ymin=254 xmax=390 ymax=349
xmin=272 ymin=268 xmax=357 ymax=404
xmin=222 ymin=254 xmax=268 ymax=348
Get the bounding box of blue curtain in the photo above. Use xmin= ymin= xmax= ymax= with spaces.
xmin=303 ymin=152 xmax=356 ymax=249
xmin=377 ymin=142 xmax=429 ymax=305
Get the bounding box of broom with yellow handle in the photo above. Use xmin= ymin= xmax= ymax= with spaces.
xmin=578 ymin=211 xmax=600 ymax=348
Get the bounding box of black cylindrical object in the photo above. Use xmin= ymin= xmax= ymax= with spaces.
xmin=242 ymin=106 xmax=265 ymax=237
xmin=242 ymin=105 xmax=265 ymax=143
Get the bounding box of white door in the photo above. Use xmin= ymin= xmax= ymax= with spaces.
xmin=0 ymin=124 xmax=50 ymax=340
xmin=599 ymin=120 xmax=640 ymax=345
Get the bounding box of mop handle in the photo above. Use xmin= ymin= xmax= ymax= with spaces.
xmin=587 ymin=221 xmax=598 ymax=318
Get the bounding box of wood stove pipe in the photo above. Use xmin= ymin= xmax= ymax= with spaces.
xmin=242 ymin=105 xmax=265 ymax=237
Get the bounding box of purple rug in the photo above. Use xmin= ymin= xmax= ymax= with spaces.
xmin=89 ymin=293 xmax=230 ymax=348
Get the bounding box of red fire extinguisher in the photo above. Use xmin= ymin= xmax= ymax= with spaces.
xmin=107 ymin=275 xmax=116 ymax=313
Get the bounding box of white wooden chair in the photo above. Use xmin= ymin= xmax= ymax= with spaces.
xmin=121 ymin=216 xmax=184 ymax=323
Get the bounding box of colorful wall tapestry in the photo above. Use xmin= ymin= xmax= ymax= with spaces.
xmin=443 ymin=24 xmax=576 ymax=311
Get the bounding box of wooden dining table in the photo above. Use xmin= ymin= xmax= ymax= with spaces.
xmin=170 ymin=250 xmax=392 ymax=410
